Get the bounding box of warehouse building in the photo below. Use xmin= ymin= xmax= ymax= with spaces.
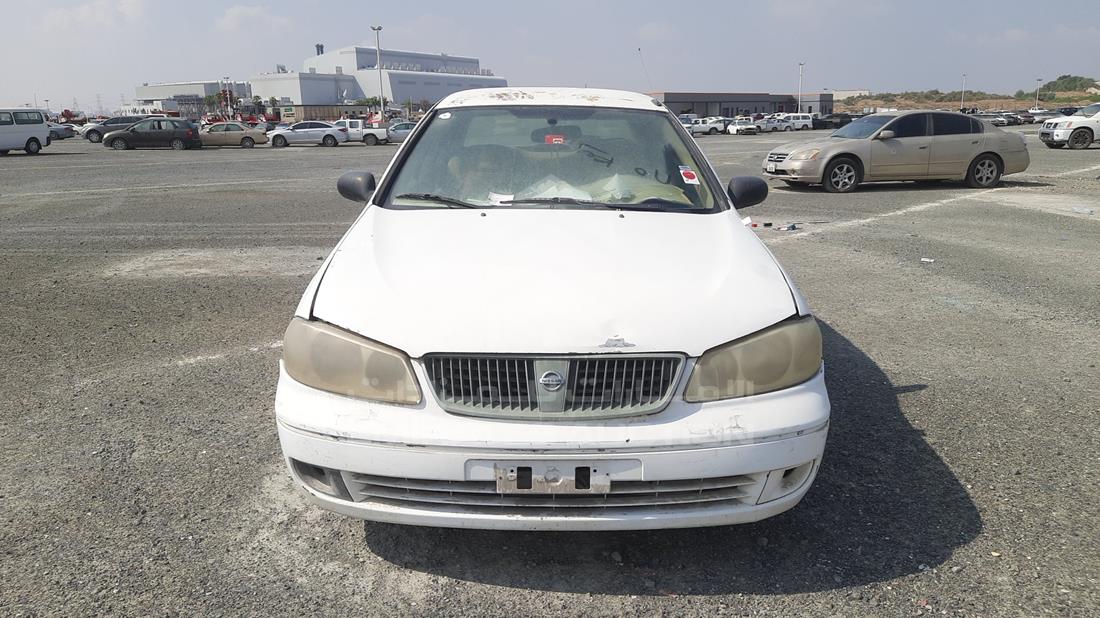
xmin=250 ymin=44 xmax=507 ymax=106
xmin=653 ymin=92 xmax=834 ymax=117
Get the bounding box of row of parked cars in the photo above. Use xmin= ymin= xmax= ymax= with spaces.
xmin=61 ymin=114 xmax=420 ymax=151
xmin=680 ymin=112 xmax=862 ymax=137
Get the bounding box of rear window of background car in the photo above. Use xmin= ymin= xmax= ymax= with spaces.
xmin=13 ymin=112 xmax=43 ymax=125
xmin=0 ymin=112 xmax=13 ymax=125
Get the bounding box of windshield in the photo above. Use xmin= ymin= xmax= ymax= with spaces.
xmin=1073 ymin=103 xmax=1100 ymax=117
xmin=384 ymin=106 xmax=719 ymax=212
xmin=831 ymin=115 xmax=892 ymax=139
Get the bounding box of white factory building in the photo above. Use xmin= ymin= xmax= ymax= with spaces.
xmin=250 ymin=44 xmax=507 ymax=106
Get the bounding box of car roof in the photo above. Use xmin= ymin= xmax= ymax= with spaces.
xmin=436 ymin=88 xmax=664 ymax=111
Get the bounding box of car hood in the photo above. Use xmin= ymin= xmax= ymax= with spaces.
xmin=773 ymin=138 xmax=841 ymax=154
xmin=310 ymin=207 xmax=797 ymax=357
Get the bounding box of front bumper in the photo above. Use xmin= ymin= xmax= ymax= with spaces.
xmin=275 ymin=363 xmax=831 ymax=530
xmin=763 ymin=158 xmax=825 ymax=183
xmin=1039 ymin=128 xmax=1072 ymax=145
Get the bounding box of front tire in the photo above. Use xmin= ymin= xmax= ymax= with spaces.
xmin=966 ymin=154 xmax=1002 ymax=188
xmin=1068 ymin=128 xmax=1093 ymax=150
xmin=110 ymin=138 xmax=128 ymax=150
xmin=240 ymin=137 xmax=255 ymax=148
xmin=709 ymin=128 xmax=718 ymax=135
xmin=322 ymin=135 xmax=338 ymax=147
xmin=784 ymin=125 xmax=793 ymax=131
xmin=87 ymin=131 xmax=102 ymax=143
xmin=170 ymin=138 xmax=186 ymax=150
xmin=364 ymin=134 xmax=378 ymax=146
xmin=823 ymin=157 xmax=860 ymax=193
xmin=272 ymin=135 xmax=287 ymax=148
xmin=25 ymin=138 xmax=41 ymax=154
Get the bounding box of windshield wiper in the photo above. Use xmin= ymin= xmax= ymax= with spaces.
xmin=502 ymin=196 xmax=694 ymax=211
xmin=501 ymin=196 xmax=602 ymax=206
xmin=394 ymin=192 xmax=480 ymax=209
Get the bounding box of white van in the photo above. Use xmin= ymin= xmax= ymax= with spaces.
xmin=777 ymin=113 xmax=813 ymax=130
xmin=0 ymin=109 xmax=50 ymax=155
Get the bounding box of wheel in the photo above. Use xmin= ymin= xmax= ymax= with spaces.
xmin=708 ymin=127 xmax=718 ymax=135
xmin=1044 ymin=143 xmax=1064 ymax=149
xmin=272 ymin=135 xmax=287 ymax=148
xmin=240 ymin=137 xmax=255 ymax=148
xmin=823 ymin=157 xmax=860 ymax=193
xmin=364 ymin=134 xmax=378 ymax=146
xmin=169 ymin=138 xmax=186 ymax=150
xmin=110 ymin=138 xmax=128 ymax=150
xmin=966 ymin=154 xmax=1001 ymax=188
xmin=1068 ymin=128 xmax=1093 ymax=150
xmin=86 ymin=130 xmax=102 ymax=143
xmin=24 ymin=138 xmax=41 ymax=155
xmin=784 ymin=125 xmax=792 ymax=131
xmin=322 ymin=135 xmax=338 ymax=147
xmin=50 ymin=131 xmax=59 ymax=140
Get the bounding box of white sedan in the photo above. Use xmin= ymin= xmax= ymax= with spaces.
xmin=275 ymin=87 xmax=829 ymax=531
xmin=268 ymin=121 xmax=349 ymax=147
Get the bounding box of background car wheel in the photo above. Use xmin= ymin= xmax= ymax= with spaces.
xmin=784 ymin=125 xmax=793 ymax=131
xmin=86 ymin=131 xmax=102 ymax=143
xmin=50 ymin=131 xmax=59 ymax=140
xmin=823 ymin=157 xmax=860 ymax=193
xmin=110 ymin=138 xmax=128 ymax=150
xmin=24 ymin=139 xmax=41 ymax=155
xmin=364 ymin=134 xmax=378 ymax=146
xmin=708 ymin=128 xmax=718 ymax=135
xmin=1044 ymin=143 xmax=1064 ymax=149
xmin=169 ymin=138 xmax=186 ymax=150
xmin=966 ymin=154 xmax=1002 ymax=188
xmin=272 ymin=136 xmax=287 ymax=148
xmin=1067 ymin=128 xmax=1093 ymax=150
xmin=322 ymin=135 xmax=337 ymax=147
xmin=240 ymin=137 xmax=255 ymax=148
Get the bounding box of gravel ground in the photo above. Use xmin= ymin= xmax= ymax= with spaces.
xmin=1 ymin=131 xmax=1097 ymax=616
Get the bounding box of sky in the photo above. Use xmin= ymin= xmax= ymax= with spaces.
xmin=3 ymin=0 xmax=1098 ymax=112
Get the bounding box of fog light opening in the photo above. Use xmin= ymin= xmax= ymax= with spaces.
xmin=757 ymin=460 xmax=816 ymax=504
xmin=290 ymin=459 xmax=352 ymax=501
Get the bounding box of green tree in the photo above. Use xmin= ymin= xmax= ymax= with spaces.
xmin=1042 ymin=75 xmax=1098 ymax=92
xmin=268 ymin=96 xmax=279 ymax=109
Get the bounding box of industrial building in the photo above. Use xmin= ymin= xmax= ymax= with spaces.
xmin=653 ymin=92 xmax=834 ymax=117
xmin=249 ymin=44 xmax=507 ymax=106
xmin=131 ymin=80 xmax=251 ymax=117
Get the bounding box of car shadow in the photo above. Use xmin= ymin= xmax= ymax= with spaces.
xmin=361 ymin=322 xmax=981 ymax=595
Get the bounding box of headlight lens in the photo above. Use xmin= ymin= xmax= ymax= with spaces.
xmin=788 ymin=148 xmax=821 ymax=161
xmin=283 ymin=317 xmax=421 ymax=404
xmin=684 ymin=316 xmax=822 ymax=403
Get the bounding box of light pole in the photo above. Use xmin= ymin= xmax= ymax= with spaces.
xmin=960 ymin=73 xmax=967 ymax=111
xmin=1034 ymin=78 xmax=1042 ymax=110
xmin=371 ymin=25 xmax=384 ymax=119
xmin=223 ymin=76 xmax=232 ymax=116
xmin=797 ymin=62 xmax=804 ymax=112
xmin=43 ymin=99 xmax=50 ymax=117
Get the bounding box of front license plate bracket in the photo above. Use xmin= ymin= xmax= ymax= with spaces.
xmin=495 ymin=463 xmax=611 ymax=494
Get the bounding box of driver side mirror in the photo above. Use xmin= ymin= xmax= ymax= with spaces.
xmin=337 ymin=171 xmax=377 ymax=203
xmin=877 ymin=129 xmax=895 ymax=140
xmin=727 ymin=176 xmax=768 ymax=209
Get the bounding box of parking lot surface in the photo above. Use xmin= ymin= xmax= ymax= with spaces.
xmin=1 ymin=132 xmax=1097 ymax=616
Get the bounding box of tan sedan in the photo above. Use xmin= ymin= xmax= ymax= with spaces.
xmin=763 ymin=110 xmax=1030 ymax=192
xmin=200 ymin=122 xmax=269 ymax=148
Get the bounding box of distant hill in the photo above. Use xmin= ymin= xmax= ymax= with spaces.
xmin=840 ymin=75 xmax=1099 ymax=112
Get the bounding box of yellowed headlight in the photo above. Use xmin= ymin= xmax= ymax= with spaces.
xmin=684 ymin=316 xmax=822 ymax=403
xmin=283 ymin=317 xmax=421 ymax=405
xmin=788 ymin=149 xmax=820 ymax=161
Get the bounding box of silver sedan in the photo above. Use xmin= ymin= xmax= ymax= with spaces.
xmin=268 ymin=121 xmax=349 ymax=147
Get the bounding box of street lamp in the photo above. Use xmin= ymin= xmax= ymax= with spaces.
xmin=797 ymin=62 xmax=804 ymax=112
xmin=223 ymin=76 xmax=232 ymax=116
xmin=1034 ymin=78 xmax=1042 ymax=110
xmin=371 ymin=25 xmax=385 ymax=119
xmin=960 ymin=73 xmax=967 ymax=111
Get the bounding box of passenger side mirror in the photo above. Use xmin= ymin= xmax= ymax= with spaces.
xmin=877 ymin=130 xmax=895 ymax=140
xmin=727 ymin=176 xmax=768 ymax=209
xmin=337 ymin=171 xmax=377 ymax=203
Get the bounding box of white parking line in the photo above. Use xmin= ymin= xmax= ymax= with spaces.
xmin=766 ymin=187 xmax=1005 ymax=244
xmin=0 ymin=178 xmax=320 ymax=199
xmin=1052 ymin=163 xmax=1100 ymax=177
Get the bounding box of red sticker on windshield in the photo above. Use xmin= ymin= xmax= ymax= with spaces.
xmin=544 ymin=134 xmax=566 ymax=144
xmin=679 ymin=166 xmax=700 ymax=185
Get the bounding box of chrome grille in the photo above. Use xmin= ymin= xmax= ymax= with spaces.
xmin=344 ymin=472 xmax=764 ymax=511
xmin=767 ymin=152 xmax=788 ymax=162
xmin=423 ymin=354 xmax=683 ymax=420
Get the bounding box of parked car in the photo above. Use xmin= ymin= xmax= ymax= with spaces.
xmin=1057 ymin=107 xmax=1079 ymax=116
xmin=1039 ymin=102 xmax=1100 ymax=149
xmin=102 ymin=117 xmax=202 ymax=150
xmin=778 ymin=113 xmax=813 ymax=130
xmin=386 ymin=120 xmax=417 ymax=143
xmin=690 ymin=117 xmax=726 ymax=136
xmin=46 ymin=122 xmax=75 ymax=140
xmin=332 ymin=118 xmax=390 ymax=145
xmin=268 ymin=121 xmax=349 ymax=147
xmin=973 ymin=113 xmax=1008 ymax=127
xmin=200 ymin=122 xmax=269 ymax=148
xmin=1000 ymin=112 xmax=1023 ymax=126
xmin=763 ymin=110 xmax=1029 ymax=192
xmin=83 ymin=116 xmax=149 ymax=143
xmin=1012 ymin=110 xmax=1035 ymax=124
xmin=276 ymin=87 xmax=828 ymax=531
xmin=727 ymin=118 xmax=759 ymax=135
xmin=812 ymin=113 xmax=853 ymax=130
xmin=757 ymin=117 xmax=794 ymax=132
xmin=0 ymin=109 xmax=50 ymax=155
